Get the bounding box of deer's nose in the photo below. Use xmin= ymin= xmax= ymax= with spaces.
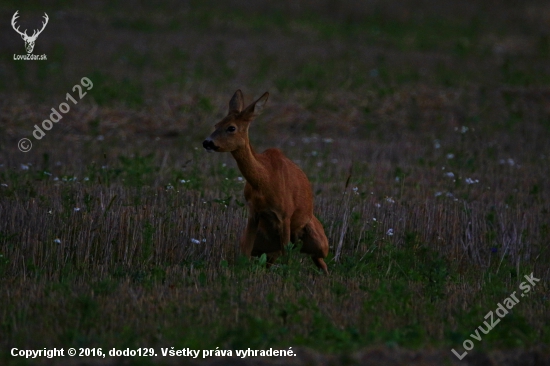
xmin=203 ymin=139 xmax=217 ymax=151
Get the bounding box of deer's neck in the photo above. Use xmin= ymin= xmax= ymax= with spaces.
xmin=231 ymin=141 xmax=266 ymax=189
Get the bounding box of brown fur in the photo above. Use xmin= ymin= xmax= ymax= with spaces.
xmin=203 ymin=90 xmax=329 ymax=273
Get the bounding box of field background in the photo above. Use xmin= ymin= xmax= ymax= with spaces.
xmin=1 ymin=0 xmax=550 ymax=365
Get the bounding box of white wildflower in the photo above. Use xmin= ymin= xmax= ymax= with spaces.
xmin=386 ymin=228 xmax=394 ymax=236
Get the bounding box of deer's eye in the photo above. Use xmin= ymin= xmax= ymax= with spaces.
xmin=227 ymin=126 xmax=236 ymax=132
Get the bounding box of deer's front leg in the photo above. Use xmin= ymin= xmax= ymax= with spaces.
xmin=279 ymin=218 xmax=291 ymax=255
xmin=240 ymin=214 xmax=259 ymax=257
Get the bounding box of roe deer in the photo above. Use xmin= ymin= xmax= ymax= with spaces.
xmin=203 ymin=90 xmax=329 ymax=273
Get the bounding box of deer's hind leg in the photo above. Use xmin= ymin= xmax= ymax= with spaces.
xmin=300 ymin=216 xmax=329 ymax=274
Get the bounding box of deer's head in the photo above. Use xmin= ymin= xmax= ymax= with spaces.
xmin=11 ymin=11 xmax=49 ymax=54
xmin=203 ymin=90 xmax=269 ymax=153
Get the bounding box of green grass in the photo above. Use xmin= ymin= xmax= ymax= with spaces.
xmin=0 ymin=242 xmax=545 ymax=354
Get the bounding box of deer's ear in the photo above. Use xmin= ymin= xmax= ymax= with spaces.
xmin=242 ymin=92 xmax=269 ymax=120
xmin=229 ymin=90 xmax=244 ymax=113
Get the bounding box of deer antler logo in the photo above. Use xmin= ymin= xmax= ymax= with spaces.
xmin=11 ymin=10 xmax=49 ymax=54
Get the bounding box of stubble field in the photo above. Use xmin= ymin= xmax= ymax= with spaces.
xmin=0 ymin=1 xmax=549 ymax=365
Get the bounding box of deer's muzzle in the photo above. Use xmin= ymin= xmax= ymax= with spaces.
xmin=203 ymin=139 xmax=219 ymax=152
